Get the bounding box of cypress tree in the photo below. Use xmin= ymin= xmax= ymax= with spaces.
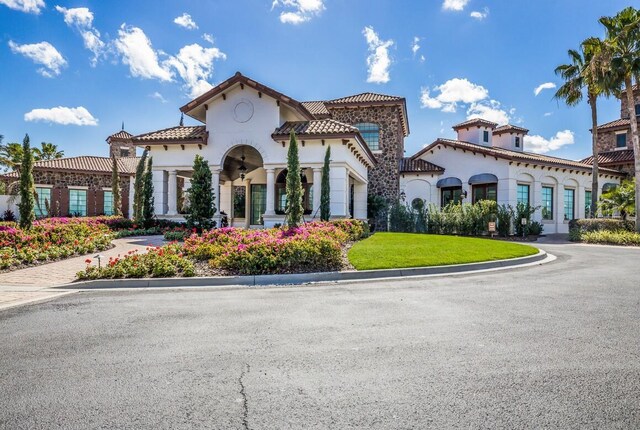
xmin=18 ymin=134 xmax=35 ymax=229
xmin=285 ymin=131 xmax=303 ymax=228
xmin=186 ymin=154 xmax=216 ymax=229
xmin=111 ymin=155 xmax=122 ymax=217
xmin=142 ymin=157 xmax=155 ymax=224
xmin=133 ymin=148 xmax=148 ymax=222
xmin=320 ymin=145 xmax=331 ymax=221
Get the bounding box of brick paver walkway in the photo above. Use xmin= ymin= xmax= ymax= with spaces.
xmin=0 ymin=235 xmax=165 ymax=311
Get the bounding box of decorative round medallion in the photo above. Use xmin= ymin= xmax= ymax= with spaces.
xmin=233 ymin=99 xmax=254 ymax=123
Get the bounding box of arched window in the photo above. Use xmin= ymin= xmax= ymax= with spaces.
xmin=275 ymin=169 xmax=313 ymax=215
xmin=354 ymin=123 xmax=380 ymax=151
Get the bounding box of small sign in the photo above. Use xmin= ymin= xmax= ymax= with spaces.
xmin=521 ymin=217 xmax=527 ymax=226
xmin=488 ymin=222 xmax=496 ymax=233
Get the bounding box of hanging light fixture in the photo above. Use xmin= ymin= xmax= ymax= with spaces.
xmin=239 ymin=151 xmax=247 ymax=181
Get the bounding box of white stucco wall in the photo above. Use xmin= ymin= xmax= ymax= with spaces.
xmin=401 ymin=144 xmax=622 ymax=234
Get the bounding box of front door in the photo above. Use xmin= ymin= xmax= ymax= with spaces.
xmin=250 ymin=184 xmax=266 ymax=225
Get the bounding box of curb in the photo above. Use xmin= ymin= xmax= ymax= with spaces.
xmin=55 ymin=250 xmax=548 ymax=290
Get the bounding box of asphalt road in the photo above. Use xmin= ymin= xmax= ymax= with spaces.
xmin=1 ymin=242 xmax=639 ymax=429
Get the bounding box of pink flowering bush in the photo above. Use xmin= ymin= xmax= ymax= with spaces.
xmin=183 ymin=220 xmax=368 ymax=275
xmin=77 ymin=244 xmax=195 ymax=279
xmin=0 ymin=218 xmax=113 ymax=270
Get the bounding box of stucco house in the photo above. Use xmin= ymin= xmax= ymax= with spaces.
xmin=126 ymin=72 xmax=408 ymax=228
xmin=400 ymin=118 xmax=624 ymax=234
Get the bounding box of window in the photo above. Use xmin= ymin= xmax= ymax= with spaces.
xmin=585 ymin=190 xmax=592 ymax=218
xmin=69 ymin=189 xmax=87 ymax=216
xmin=441 ymin=187 xmax=463 ymax=207
xmin=515 ymin=136 xmax=520 ymax=148
xmin=616 ymin=133 xmax=627 ymax=148
xmin=517 ymin=184 xmax=530 ymax=205
xmin=483 ymin=130 xmax=489 ymax=143
xmin=120 ymin=148 xmax=130 ymax=157
xmin=103 ymin=191 xmax=113 ymax=215
xmin=35 ymin=187 xmax=51 ymax=217
xmin=233 ymin=186 xmax=246 ymax=218
xmin=564 ymin=188 xmax=575 ymax=221
xmin=542 ymin=186 xmax=553 ymax=220
xmin=274 ymin=169 xmax=313 ymax=215
xmin=354 ymin=123 xmax=380 ymax=151
xmin=472 ymin=183 xmax=497 ymax=203
xmin=635 ymin=103 xmax=640 ymax=116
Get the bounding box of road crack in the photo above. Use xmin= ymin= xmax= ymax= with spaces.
xmin=239 ymin=363 xmax=251 ymax=430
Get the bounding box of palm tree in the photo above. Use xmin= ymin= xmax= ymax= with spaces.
xmin=0 ymin=142 xmax=25 ymax=171
xmin=600 ymin=6 xmax=640 ymax=232
xmin=554 ymin=38 xmax=616 ymax=217
xmin=599 ymin=179 xmax=635 ymax=221
xmin=32 ymin=142 xmax=64 ymax=160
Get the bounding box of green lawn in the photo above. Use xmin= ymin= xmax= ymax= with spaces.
xmin=348 ymin=232 xmax=538 ymax=270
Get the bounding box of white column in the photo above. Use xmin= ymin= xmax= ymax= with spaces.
xmin=152 ymin=170 xmax=167 ymax=215
xmin=353 ymin=181 xmax=367 ymax=220
xmin=128 ymin=177 xmax=135 ymax=219
xmin=265 ymin=168 xmax=276 ymax=216
xmin=211 ymin=169 xmax=221 ymax=226
xmin=167 ymin=170 xmax=178 ymax=216
xmin=245 ymin=178 xmax=251 ymax=229
xmin=312 ymin=168 xmax=322 ymax=218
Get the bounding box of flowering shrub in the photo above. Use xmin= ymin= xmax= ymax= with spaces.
xmin=183 ymin=220 xmax=365 ymax=275
xmin=77 ymin=245 xmax=196 ymax=279
xmin=0 ymin=217 xmax=113 ymax=270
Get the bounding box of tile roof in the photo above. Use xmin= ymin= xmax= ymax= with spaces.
xmin=415 ymin=138 xmax=624 ymax=175
xmin=399 ymin=157 xmax=445 ymax=173
xmin=272 ymin=119 xmax=360 ymax=136
xmin=107 ymin=130 xmax=133 ymax=141
xmin=452 ymin=118 xmax=499 ymax=130
xmin=132 ymin=125 xmax=207 ymax=144
xmin=596 ymin=118 xmax=630 ymax=131
xmin=325 ymin=92 xmax=404 ymax=105
xmin=1 ymin=156 xmax=139 ymax=178
xmin=493 ymin=124 xmax=529 ymax=135
xmin=580 ymin=149 xmax=635 ymax=165
xmin=301 ymin=101 xmax=331 ymax=117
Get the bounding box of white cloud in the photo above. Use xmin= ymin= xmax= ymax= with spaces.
xmin=470 ymin=7 xmax=489 ymax=20
xmin=420 ymin=78 xmax=489 ymax=112
xmin=150 ymin=92 xmax=167 ymax=103
xmin=115 ymin=24 xmax=173 ymax=81
xmin=0 ymin=0 xmax=44 ymax=13
xmin=467 ymin=100 xmax=510 ymax=125
xmin=202 ymin=33 xmax=215 ymax=44
xmin=24 ymin=106 xmax=98 ymax=126
xmin=412 ymin=37 xmax=421 ymax=55
xmin=174 ymin=13 xmax=198 ymax=30
xmin=272 ymin=0 xmax=325 ymax=24
xmin=544 ymin=112 xmax=553 ymax=117
xmin=363 ymin=26 xmax=394 ymax=84
xmin=164 ymin=43 xmax=227 ymax=98
xmin=115 ymin=25 xmax=226 ymax=98
xmin=55 ymin=6 xmax=105 ymax=66
xmin=524 ymin=130 xmax=575 ymax=154
xmin=8 ymin=41 xmax=67 ymax=77
xmin=442 ymin=0 xmax=469 ymax=11
xmin=534 ymin=82 xmax=556 ymax=96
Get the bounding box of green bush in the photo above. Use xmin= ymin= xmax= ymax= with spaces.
xmin=574 ymin=230 xmax=640 ymax=246
xmin=568 ymin=218 xmax=635 ymax=233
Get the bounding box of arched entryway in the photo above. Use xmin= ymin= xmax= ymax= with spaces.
xmin=220 ymin=145 xmax=265 ymax=227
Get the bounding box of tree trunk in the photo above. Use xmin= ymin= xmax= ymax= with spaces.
xmin=589 ymin=93 xmax=599 ymax=218
xmin=624 ymin=76 xmax=640 ymax=232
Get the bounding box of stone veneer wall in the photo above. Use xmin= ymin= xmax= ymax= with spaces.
xmin=597 ymin=129 xmax=632 ymax=152
xmin=327 ymin=105 xmax=405 ymax=202
xmin=109 ymin=139 xmax=136 ymax=158
xmin=30 ymin=170 xmax=131 ymax=217
xmin=619 ymin=88 xmax=640 ymax=119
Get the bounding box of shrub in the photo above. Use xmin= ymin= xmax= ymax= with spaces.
xmin=2 ymin=210 xmax=16 ymax=222
xmin=163 ymin=228 xmax=191 ymax=242
xmin=77 ymin=245 xmax=195 ymax=279
xmin=568 ymin=218 xmax=635 ymax=234
xmin=574 ymin=230 xmax=640 ymax=246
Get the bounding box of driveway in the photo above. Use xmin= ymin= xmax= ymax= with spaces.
xmin=1 ymin=242 xmax=639 ymax=429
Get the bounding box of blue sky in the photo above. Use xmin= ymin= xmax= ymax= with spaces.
xmin=0 ymin=0 xmax=635 ymax=160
